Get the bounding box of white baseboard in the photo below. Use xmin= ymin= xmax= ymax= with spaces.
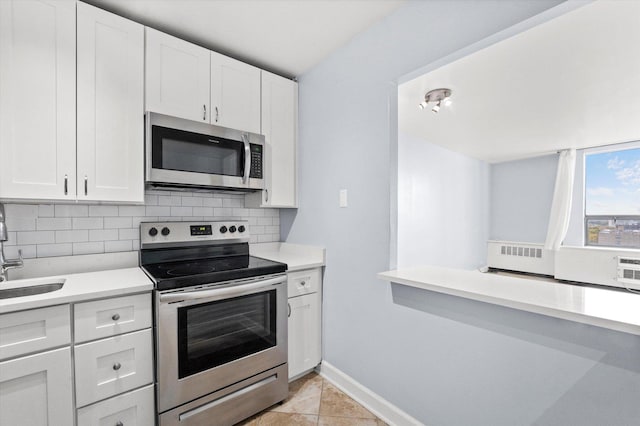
xmin=317 ymin=361 xmax=423 ymax=426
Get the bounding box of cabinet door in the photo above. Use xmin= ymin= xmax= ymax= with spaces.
xmin=77 ymin=3 xmax=145 ymax=203
xmin=0 ymin=0 xmax=76 ymax=200
xmin=0 ymin=347 xmax=73 ymax=426
xmin=146 ymin=28 xmax=210 ymax=122
xmin=210 ymin=51 xmax=261 ymax=133
xmin=248 ymin=71 xmax=298 ymax=208
xmin=288 ymin=293 xmax=321 ymax=379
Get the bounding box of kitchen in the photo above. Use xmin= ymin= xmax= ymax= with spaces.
xmin=1 ymin=1 xmax=640 ymax=426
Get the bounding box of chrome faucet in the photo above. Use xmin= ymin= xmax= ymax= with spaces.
xmin=0 ymin=204 xmax=23 ymax=282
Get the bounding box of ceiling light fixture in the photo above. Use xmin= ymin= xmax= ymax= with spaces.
xmin=418 ymin=88 xmax=452 ymax=113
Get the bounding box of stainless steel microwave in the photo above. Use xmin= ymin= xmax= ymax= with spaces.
xmin=145 ymin=112 xmax=264 ymax=191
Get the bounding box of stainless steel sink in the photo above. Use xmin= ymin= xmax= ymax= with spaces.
xmin=0 ymin=280 xmax=65 ymax=299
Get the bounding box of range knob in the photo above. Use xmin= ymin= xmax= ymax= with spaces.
xmin=219 ymin=226 xmax=228 ymax=234
xmin=238 ymin=225 xmax=246 ymax=233
xmin=229 ymin=226 xmax=237 ymax=233
xmin=148 ymin=227 xmax=158 ymax=237
xmin=161 ymin=227 xmax=170 ymax=236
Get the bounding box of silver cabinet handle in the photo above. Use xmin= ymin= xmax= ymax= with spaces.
xmin=265 ymin=189 xmax=269 ymax=203
xmin=287 ymin=302 xmax=291 ymax=318
xmin=215 ymin=106 xmax=219 ymax=123
xmin=84 ymin=175 xmax=88 ymax=196
xmin=242 ymin=134 xmax=250 ymax=184
xmin=203 ymin=104 xmax=206 ymax=121
xmin=64 ymin=175 xmax=68 ymax=195
xmin=112 ymin=313 xmax=120 ymax=321
xmin=300 ymin=281 xmax=306 ymax=286
xmin=116 ymin=422 xmax=124 ymax=426
xmin=113 ymin=362 xmax=121 ymax=371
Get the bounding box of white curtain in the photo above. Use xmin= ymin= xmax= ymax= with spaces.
xmin=545 ymin=149 xmax=577 ymax=250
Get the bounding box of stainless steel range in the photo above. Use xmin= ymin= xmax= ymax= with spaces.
xmin=139 ymin=220 xmax=288 ymax=426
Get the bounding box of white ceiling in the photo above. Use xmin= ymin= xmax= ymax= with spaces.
xmin=398 ymin=1 xmax=640 ymax=164
xmin=88 ymin=0 xmax=405 ymax=78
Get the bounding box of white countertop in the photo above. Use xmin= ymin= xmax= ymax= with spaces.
xmin=250 ymin=242 xmax=325 ymax=271
xmin=378 ymin=266 xmax=640 ymax=336
xmin=0 ymin=267 xmax=153 ymax=314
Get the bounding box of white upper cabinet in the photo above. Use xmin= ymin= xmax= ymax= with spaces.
xmin=210 ymin=52 xmax=261 ymax=133
xmin=0 ymin=0 xmax=76 ymax=200
xmin=248 ymin=71 xmax=298 ymax=208
xmin=145 ymin=28 xmax=210 ymax=122
xmin=77 ymin=3 xmax=144 ymax=203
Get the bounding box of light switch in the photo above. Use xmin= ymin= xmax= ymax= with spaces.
xmin=339 ymin=189 xmax=348 ymax=208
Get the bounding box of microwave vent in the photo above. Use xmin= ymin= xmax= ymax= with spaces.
xmin=500 ymin=244 xmax=542 ymax=258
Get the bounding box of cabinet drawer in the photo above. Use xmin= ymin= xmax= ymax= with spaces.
xmin=0 ymin=305 xmax=70 ymax=361
xmin=74 ymin=293 xmax=151 ymax=343
xmin=75 ymin=329 xmax=153 ymax=407
xmin=77 ymin=384 xmax=154 ymax=426
xmin=287 ymin=268 xmax=321 ymax=298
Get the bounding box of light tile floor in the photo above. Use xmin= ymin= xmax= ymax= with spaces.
xmin=237 ymin=372 xmax=387 ymax=425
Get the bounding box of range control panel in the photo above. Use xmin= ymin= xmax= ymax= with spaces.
xmin=140 ymin=220 xmax=249 ymax=247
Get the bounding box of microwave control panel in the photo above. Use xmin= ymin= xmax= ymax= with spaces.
xmin=249 ymin=144 xmax=263 ymax=179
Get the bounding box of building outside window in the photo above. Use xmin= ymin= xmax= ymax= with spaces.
xmin=585 ymin=146 xmax=640 ymax=248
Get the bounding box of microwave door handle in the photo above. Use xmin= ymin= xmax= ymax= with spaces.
xmin=242 ymin=134 xmax=250 ymax=184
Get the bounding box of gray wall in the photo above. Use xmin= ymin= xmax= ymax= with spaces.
xmin=280 ymin=0 xmax=568 ymax=423
xmin=490 ymin=154 xmax=558 ymax=243
xmin=397 ymin=132 xmax=490 ymax=270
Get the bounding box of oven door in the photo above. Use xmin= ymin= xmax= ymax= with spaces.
xmin=156 ymin=274 xmax=287 ymax=413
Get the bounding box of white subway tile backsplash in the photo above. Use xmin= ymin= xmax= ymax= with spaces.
xmin=257 ymin=217 xmax=272 ymax=226
xmin=4 ymin=245 xmax=37 ymax=259
xmin=192 ymin=207 xmax=214 ymax=216
xmin=118 ymin=206 xmax=146 ymax=217
xmin=38 ymin=204 xmax=55 ymax=217
xmin=72 ymin=217 xmax=104 ymax=230
xmin=55 ymin=205 xmax=88 ymax=217
xmin=104 ymin=217 xmax=132 ymax=229
xmin=105 ymin=240 xmax=133 ymax=253
xmin=145 ymin=194 xmax=159 ymax=205
xmin=36 ymin=217 xmax=72 ymax=231
xmin=73 ymin=241 xmax=104 ymax=255
xmin=171 ymin=206 xmax=192 ymax=216
xmin=89 ymin=205 xmax=119 ymax=217
xmin=37 ymin=243 xmax=73 ymax=258
xmin=213 ymin=207 xmax=233 ymax=216
xmin=158 ymin=195 xmax=182 ymax=206
xmin=119 ymin=228 xmax=138 ymax=240
xmin=3 ymin=190 xmax=280 ymax=259
xmin=146 ymin=206 xmax=171 ymax=216
xmin=56 ymin=230 xmax=89 ymax=243
xmin=89 ymin=229 xmax=119 ymax=241
xmin=202 ymin=198 xmax=223 ymax=207
xmin=17 ymin=231 xmax=55 ymax=245
xmin=181 ymin=197 xmax=203 ymax=207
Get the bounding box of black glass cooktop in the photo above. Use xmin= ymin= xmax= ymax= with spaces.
xmin=142 ymin=254 xmax=286 ymax=291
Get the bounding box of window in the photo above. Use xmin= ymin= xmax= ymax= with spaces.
xmin=585 ymin=147 xmax=640 ymax=248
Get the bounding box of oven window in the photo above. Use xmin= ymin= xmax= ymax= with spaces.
xmin=177 ymin=290 xmax=277 ymax=378
xmin=152 ymin=125 xmax=244 ymax=177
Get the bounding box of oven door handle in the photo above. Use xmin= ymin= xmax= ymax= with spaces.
xmin=159 ymin=275 xmax=286 ymax=304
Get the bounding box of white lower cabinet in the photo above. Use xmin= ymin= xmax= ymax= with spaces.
xmin=287 ymin=268 xmax=322 ymax=379
xmin=0 ymin=347 xmax=73 ymax=426
xmin=77 ymin=384 xmax=155 ymax=426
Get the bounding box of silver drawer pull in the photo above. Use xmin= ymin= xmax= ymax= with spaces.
xmin=300 ymin=281 xmax=306 ymax=286
xmin=113 ymin=362 xmax=121 ymax=371
xmin=116 ymin=422 xmax=123 ymax=426
xmin=287 ymin=303 xmax=291 ymax=318
xmin=112 ymin=313 xmax=120 ymax=321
